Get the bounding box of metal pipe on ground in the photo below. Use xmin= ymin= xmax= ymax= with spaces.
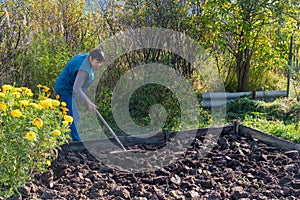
xmin=202 ymin=90 xmax=287 ymax=108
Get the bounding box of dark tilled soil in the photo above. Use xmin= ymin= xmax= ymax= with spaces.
xmin=7 ymin=130 xmax=300 ymax=200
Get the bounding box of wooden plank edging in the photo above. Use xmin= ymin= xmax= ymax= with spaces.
xmin=61 ymin=123 xmax=300 ymax=153
xmin=238 ymin=124 xmax=300 ymax=152
xmin=61 ymin=125 xmax=234 ymax=152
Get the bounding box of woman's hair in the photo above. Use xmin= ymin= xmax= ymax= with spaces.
xmin=89 ymin=48 xmax=105 ymax=62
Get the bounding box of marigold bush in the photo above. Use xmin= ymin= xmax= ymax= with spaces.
xmin=0 ymin=84 xmax=71 ymax=197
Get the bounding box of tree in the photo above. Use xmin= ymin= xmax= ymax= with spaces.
xmin=201 ymin=0 xmax=300 ymax=92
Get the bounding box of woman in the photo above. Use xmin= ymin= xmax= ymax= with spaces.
xmin=55 ymin=48 xmax=105 ymax=141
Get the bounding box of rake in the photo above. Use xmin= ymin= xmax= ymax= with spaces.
xmin=94 ymin=108 xmax=143 ymax=154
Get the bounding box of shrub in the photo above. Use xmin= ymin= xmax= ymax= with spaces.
xmin=0 ymin=84 xmax=71 ymax=197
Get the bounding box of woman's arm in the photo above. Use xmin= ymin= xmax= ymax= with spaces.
xmin=73 ymin=70 xmax=96 ymax=110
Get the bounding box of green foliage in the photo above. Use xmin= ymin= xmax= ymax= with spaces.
xmin=243 ymin=115 xmax=300 ymax=143
xmin=15 ymin=36 xmax=73 ymax=92
xmin=96 ymin=85 xmax=211 ymax=136
xmin=226 ymin=97 xmax=300 ymax=143
xmin=128 ymin=84 xmax=181 ymax=131
xmin=0 ymin=84 xmax=70 ymax=197
xmin=227 ymin=97 xmax=300 ymax=122
xmin=259 ymin=98 xmax=300 ymax=124
xmin=226 ymin=97 xmax=261 ymax=120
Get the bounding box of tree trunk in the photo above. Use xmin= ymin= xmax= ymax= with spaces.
xmin=236 ymin=47 xmax=252 ymax=92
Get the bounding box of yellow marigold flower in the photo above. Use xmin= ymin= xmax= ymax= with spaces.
xmin=61 ymin=107 xmax=69 ymax=115
xmin=2 ymin=85 xmax=13 ymax=93
xmin=30 ymin=103 xmax=42 ymax=110
xmin=12 ymin=92 xmax=21 ymax=98
xmin=61 ymin=102 xmax=67 ymax=107
xmin=40 ymin=99 xmax=52 ymax=109
xmin=55 ymin=94 xmax=60 ymax=99
xmin=25 ymin=88 xmax=33 ymax=97
xmin=11 ymin=109 xmax=22 ymax=117
xmin=51 ymin=99 xmax=60 ymax=107
xmin=13 ymin=87 xmax=22 ymax=92
xmin=46 ymin=160 xmax=51 ymax=166
xmin=62 ymin=121 xmax=69 ymax=126
xmin=25 ymin=131 xmax=36 ymax=141
xmin=26 ymin=92 xmax=33 ymax=97
xmin=62 ymin=107 xmax=68 ymax=111
xmin=37 ymin=84 xmax=42 ymax=88
xmin=0 ymin=92 xmax=5 ymax=98
xmin=19 ymin=100 xmax=29 ymax=107
xmin=52 ymin=129 xmax=61 ymax=136
xmin=64 ymin=115 xmax=73 ymax=123
xmin=20 ymin=87 xmax=28 ymax=91
xmin=0 ymin=103 xmax=7 ymax=111
xmin=61 ymin=107 xmax=69 ymax=113
xmin=42 ymin=86 xmax=50 ymax=92
xmin=32 ymin=118 xmax=43 ymax=128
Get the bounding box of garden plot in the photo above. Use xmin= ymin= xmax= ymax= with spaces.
xmin=7 ymin=124 xmax=300 ymax=200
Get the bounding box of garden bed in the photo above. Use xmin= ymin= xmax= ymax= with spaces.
xmin=6 ymin=124 xmax=300 ymax=199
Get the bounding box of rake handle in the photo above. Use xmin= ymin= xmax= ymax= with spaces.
xmin=94 ymin=109 xmax=127 ymax=151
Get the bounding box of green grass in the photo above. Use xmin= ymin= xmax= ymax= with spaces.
xmin=226 ymin=97 xmax=300 ymax=143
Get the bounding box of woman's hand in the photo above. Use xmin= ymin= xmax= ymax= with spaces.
xmin=86 ymin=101 xmax=96 ymax=110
